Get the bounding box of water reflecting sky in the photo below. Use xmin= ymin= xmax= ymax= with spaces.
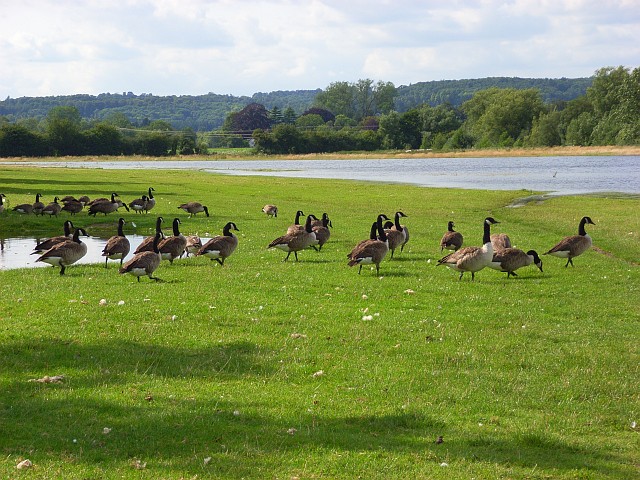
xmin=2 ymin=155 xmax=639 ymax=194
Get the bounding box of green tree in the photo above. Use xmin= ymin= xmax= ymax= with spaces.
xmin=462 ymin=88 xmax=545 ymax=146
xmin=0 ymin=124 xmax=48 ymax=156
xmin=282 ymin=107 xmax=297 ymax=124
xmin=315 ymin=81 xmax=355 ymax=118
xmin=525 ymin=110 xmax=562 ymax=146
xmin=46 ymin=106 xmax=84 ymax=155
xmin=269 ymin=106 xmax=284 ymax=125
xmin=295 ymin=114 xmax=325 ymax=129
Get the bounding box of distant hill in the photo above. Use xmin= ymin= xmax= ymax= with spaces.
xmin=394 ymin=77 xmax=593 ymax=110
xmin=0 ymin=77 xmax=591 ymax=131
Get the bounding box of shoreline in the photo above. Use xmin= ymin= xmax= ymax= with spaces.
xmin=1 ymin=145 xmax=640 ymax=163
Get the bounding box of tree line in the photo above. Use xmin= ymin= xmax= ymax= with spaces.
xmin=0 ymin=66 xmax=637 ymax=157
xmin=1 ymin=77 xmax=590 ymax=131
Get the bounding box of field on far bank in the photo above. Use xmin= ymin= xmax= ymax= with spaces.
xmin=2 ymin=144 xmax=640 ymax=163
xmin=0 ymin=166 xmax=638 ymax=479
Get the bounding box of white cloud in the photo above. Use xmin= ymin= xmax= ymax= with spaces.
xmin=0 ymin=0 xmax=638 ymax=98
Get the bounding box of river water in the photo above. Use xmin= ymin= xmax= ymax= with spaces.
xmin=2 ymin=155 xmax=639 ymax=194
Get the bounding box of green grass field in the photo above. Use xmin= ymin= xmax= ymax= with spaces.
xmin=0 ymin=165 xmax=638 ymax=479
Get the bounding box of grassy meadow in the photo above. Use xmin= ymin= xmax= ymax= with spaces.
xmin=0 ymin=164 xmax=638 ymax=479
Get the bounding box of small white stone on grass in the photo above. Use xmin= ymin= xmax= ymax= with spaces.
xmin=204 ymin=457 xmax=212 ymax=465
xmin=103 ymin=427 xmax=112 ymax=434
xmin=117 ymin=300 xmax=125 ymax=306
xmin=312 ymin=370 xmax=324 ymax=378
xmin=16 ymin=459 xmax=32 ymax=469
xmin=233 ymin=410 xmax=240 ymax=416
xmin=362 ymin=315 xmax=373 ymax=321
xmin=287 ymin=428 xmax=297 ymax=435
xmin=99 ymin=299 xmax=107 ymax=306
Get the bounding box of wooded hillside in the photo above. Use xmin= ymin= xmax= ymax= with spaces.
xmin=0 ymin=77 xmax=590 ymax=132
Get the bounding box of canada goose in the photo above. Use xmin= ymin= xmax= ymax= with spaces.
xmin=13 ymin=201 xmax=33 ymax=214
xmin=347 ymin=221 xmax=379 ymax=260
xmin=491 ymin=233 xmax=512 ymax=251
xmin=129 ymin=195 xmax=148 ymax=214
xmin=384 ymin=211 xmax=408 ymax=258
xmin=262 ymin=204 xmax=278 ymax=218
xmin=184 ymin=235 xmax=202 ymax=257
xmin=60 ymin=195 xmax=78 ymax=203
xmin=286 ymin=210 xmax=306 ymax=234
xmin=348 ymin=214 xmax=389 ymax=275
xmin=178 ymin=202 xmax=209 ymax=217
xmin=0 ymin=193 xmax=6 ymax=214
xmin=88 ymin=193 xmax=129 ymax=216
xmin=440 ymin=221 xmax=464 ymax=252
xmin=61 ymin=199 xmax=83 ymax=215
xmin=102 ymin=217 xmax=131 ymax=268
xmin=196 ymin=222 xmax=239 ymax=266
xmin=145 ymin=187 xmax=156 ymax=212
xmin=32 ymin=193 xmax=45 ymax=215
xmin=78 ymin=195 xmax=90 ymax=206
xmin=544 ymin=216 xmax=595 ymax=267
xmin=347 ymin=215 xmax=391 ymax=260
xmin=119 ymin=232 xmax=162 ymax=282
xmin=158 ymin=217 xmax=187 ymax=263
xmin=134 ymin=216 xmax=165 ymax=254
xmin=488 ymin=248 xmax=543 ymax=278
xmin=312 ymin=213 xmax=332 ymax=250
xmin=311 ymin=213 xmax=331 ymax=228
xmin=36 ymin=227 xmax=89 ymax=275
xmin=437 ymin=217 xmax=500 ymax=280
xmin=32 ymin=220 xmax=74 ymax=254
xmin=42 ymin=197 xmax=62 ymax=217
xmin=268 ymin=214 xmax=317 ymax=261
xmin=389 ymin=211 xmax=409 ymax=252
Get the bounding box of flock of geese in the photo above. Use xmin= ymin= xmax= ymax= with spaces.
xmin=0 ymin=190 xmax=595 ymax=281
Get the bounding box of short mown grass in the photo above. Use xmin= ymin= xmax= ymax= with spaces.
xmin=0 ymin=165 xmax=638 ymax=479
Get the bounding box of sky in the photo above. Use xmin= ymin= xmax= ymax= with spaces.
xmin=1 ymin=0 xmax=639 ymax=99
